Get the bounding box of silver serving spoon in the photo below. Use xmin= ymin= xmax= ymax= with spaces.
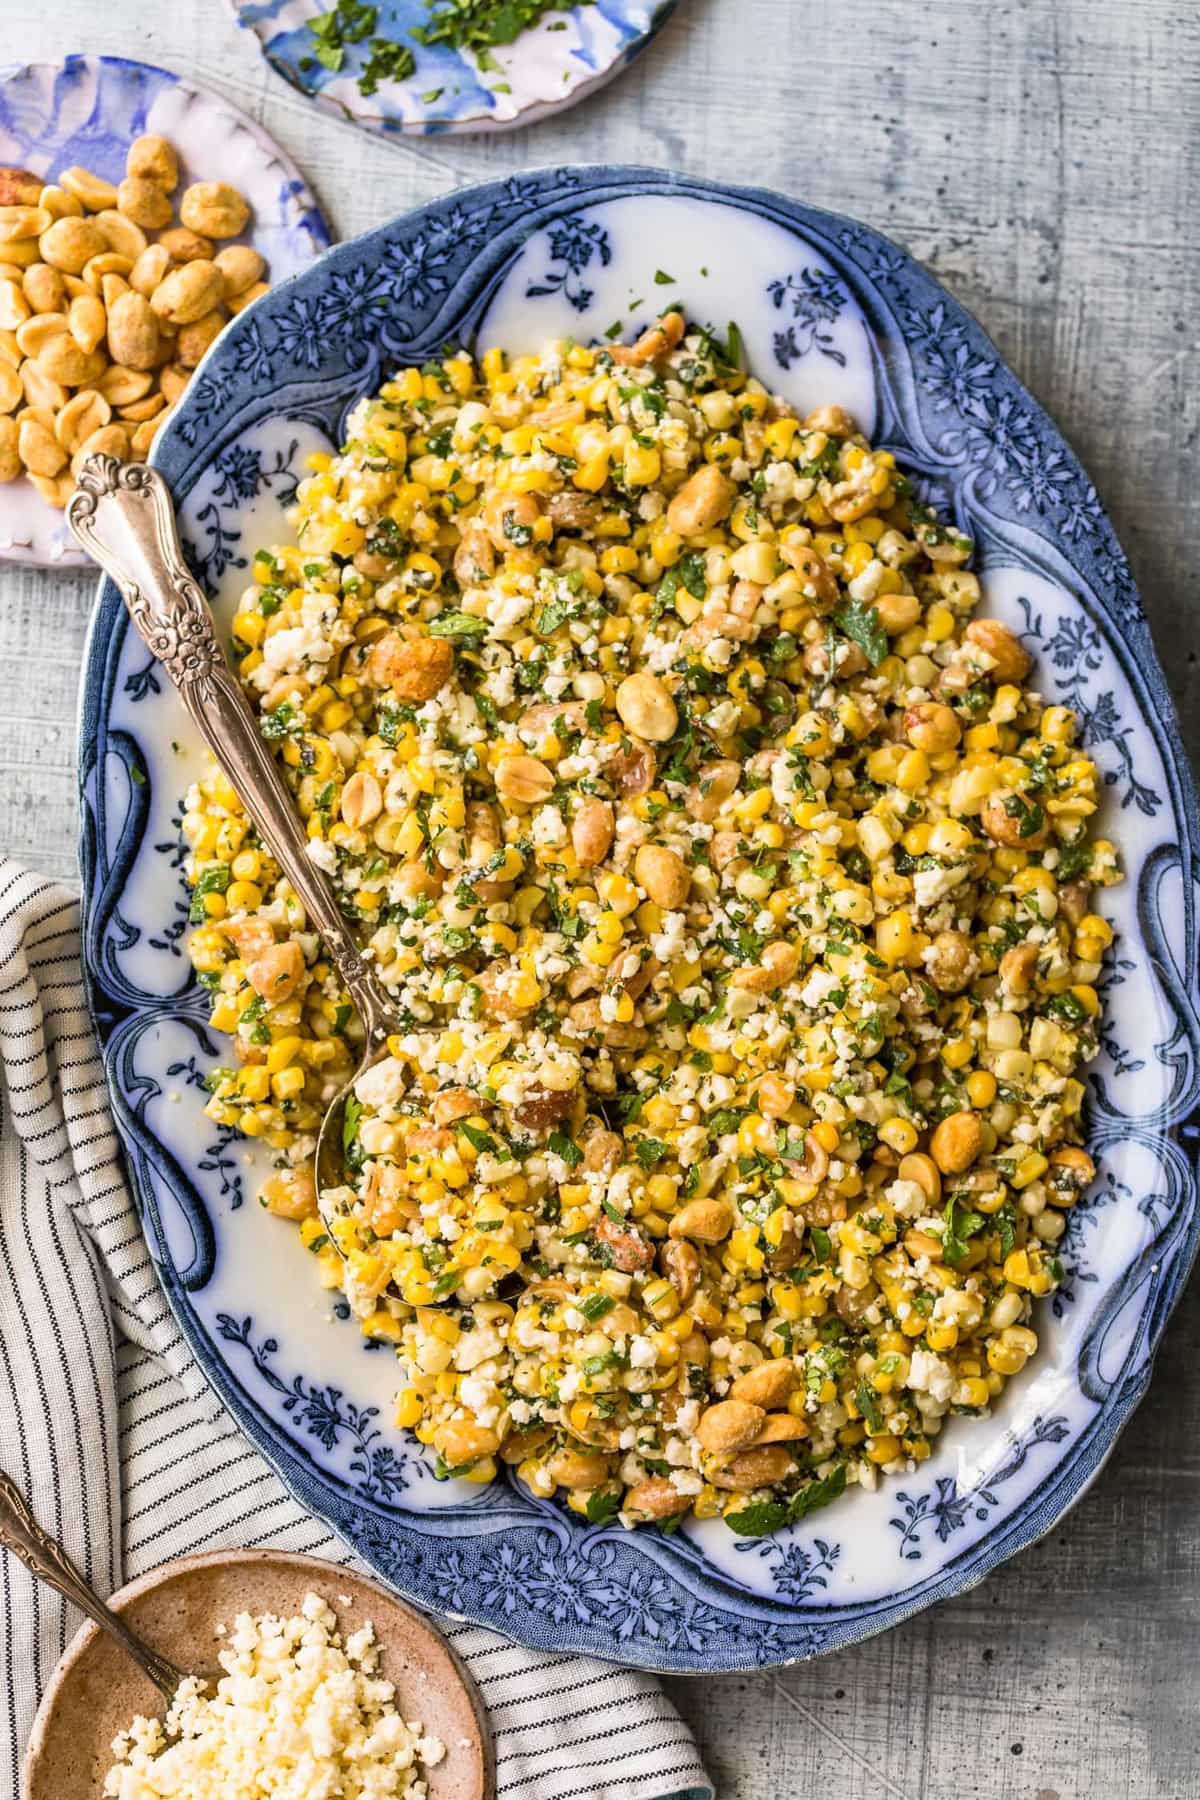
xmin=68 ymin=455 xmax=399 ymax=1264
xmin=0 ymin=1467 xmax=199 ymax=1701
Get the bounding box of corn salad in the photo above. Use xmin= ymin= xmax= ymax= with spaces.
xmin=183 ymin=311 xmax=1119 ymax=1535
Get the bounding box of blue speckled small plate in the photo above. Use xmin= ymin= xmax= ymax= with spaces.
xmin=0 ymin=54 xmax=331 ymax=569
xmin=229 ymin=0 xmax=681 ymax=136
xmin=79 ymin=168 xmax=1200 ymax=1672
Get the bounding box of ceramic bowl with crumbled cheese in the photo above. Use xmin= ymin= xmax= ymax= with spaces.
xmin=23 ymin=1551 xmax=492 ymax=1800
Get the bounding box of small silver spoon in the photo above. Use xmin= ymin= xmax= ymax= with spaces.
xmin=68 ymin=455 xmax=399 ymax=1266
xmin=0 ymin=1467 xmax=199 ymax=1700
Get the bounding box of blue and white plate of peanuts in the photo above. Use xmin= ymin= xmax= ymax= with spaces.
xmin=0 ymin=54 xmax=329 ymax=568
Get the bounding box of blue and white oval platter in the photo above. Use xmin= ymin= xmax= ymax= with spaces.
xmin=79 ymin=167 xmax=1200 ymax=1672
xmin=230 ymin=1 xmax=681 ymax=137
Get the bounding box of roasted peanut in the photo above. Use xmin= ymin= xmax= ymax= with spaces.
xmin=99 ymin=363 xmax=153 ymax=406
xmin=127 ymin=135 xmax=179 ymax=192
xmin=608 ymin=739 xmax=656 ymax=797
xmin=176 ymin=308 xmax=225 ymax=367
xmin=965 ymin=617 xmax=1030 ymax=682
xmin=71 ymin=422 xmax=131 ymax=475
xmin=0 ymin=279 xmax=30 ymax=331
xmin=731 ymin=939 xmax=799 ymax=992
xmin=67 ymin=291 xmax=107 ymax=355
xmin=495 ymin=754 xmax=555 ymax=806
xmin=158 ymin=362 xmax=190 ymax=405
xmin=930 ymin=1110 xmax=985 ymax=1175
xmin=687 ymin=759 xmax=740 ymax=822
xmin=106 ymin=290 xmax=160 ymax=372
xmin=623 ymin=1477 xmax=689 ymax=1521
xmin=37 ymin=186 xmax=82 ymax=223
xmin=805 ymin=403 xmax=857 ymax=435
xmin=927 ymin=930 xmax=975 ymax=993
xmin=898 ymin=1151 xmax=942 ymax=1206
xmin=158 ymin=225 xmax=213 ymax=264
xmin=39 ymin=216 xmax=107 ymax=274
xmin=609 ymin=308 xmax=684 ymax=367
xmin=753 ymin=1414 xmax=810 ymax=1444
xmin=710 ymin=1445 xmax=797 ymax=1491
xmin=261 ymin=1169 xmax=318 ymax=1221
xmin=368 ymin=630 xmax=455 ymax=702
xmin=0 ymin=415 xmax=18 ymax=481
xmin=129 ymin=243 xmax=172 ymax=298
xmin=666 ymin=462 xmax=735 ymax=534
xmin=452 ymin=523 xmax=494 ymax=585
xmin=22 ymin=263 xmax=65 ymax=314
xmin=179 ymin=181 xmax=250 ymax=239
xmin=782 ymin=1128 xmax=829 ymax=1184
xmin=117 ymin=176 xmax=174 ymax=232
xmin=118 ymin=392 xmax=166 ymax=425
xmin=781 ymin=537 xmax=838 ymax=605
xmin=905 ymin=701 xmax=961 ymax=752
xmin=615 ymin=671 xmax=677 ymax=742
xmin=59 ymin=167 xmax=118 ymax=212
xmin=668 ymin=1197 xmax=734 ymax=1243
xmin=981 ymin=791 xmax=1049 ymax=849
xmin=730 ymin=1359 xmax=795 ymax=1410
xmin=228 ymin=281 xmax=267 ymax=316
xmin=482 ymin=486 xmax=541 ymax=553
xmin=660 ymin=1238 xmax=700 ymax=1304
xmin=634 ymin=843 xmax=690 ymax=908
xmin=999 ymin=942 xmax=1039 ymax=993
xmin=0 ymin=206 xmax=51 ymax=244
xmin=340 ymin=770 xmax=383 ymax=830
xmin=91 ymin=210 xmax=147 ymax=265
xmin=548 ymin=1448 xmax=613 ymax=1490
xmin=214 ymin=244 xmax=265 ymax=296
xmin=434 ymin=1420 xmax=499 ymax=1468
xmin=245 ymin=939 xmax=306 ymax=1003
xmin=17 ymin=415 xmax=66 ymax=477
xmin=150 ymin=260 xmax=224 ymax=326
xmin=571 ymin=796 xmax=614 ymax=867
xmin=54 ymin=388 xmax=110 ymax=454
xmin=0 ymin=169 xmax=42 ymax=208
xmin=696 ymin=1399 xmax=766 ymax=1455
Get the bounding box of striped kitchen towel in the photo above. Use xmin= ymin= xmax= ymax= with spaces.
xmin=0 ymin=860 xmax=711 ymax=1800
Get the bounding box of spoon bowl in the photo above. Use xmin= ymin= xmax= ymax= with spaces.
xmin=314 ymin=1040 xmax=398 ymax=1273
xmin=23 ymin=1548 xmax=494 ymax=1800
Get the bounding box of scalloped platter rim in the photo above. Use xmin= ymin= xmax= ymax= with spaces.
xmin=227 ymin=0 xmax=682 ymax=137
xmin=0 ymin=52 xmax=331 ymax=570
xmin=77 ymin=166 xmax=1200 ymax=1672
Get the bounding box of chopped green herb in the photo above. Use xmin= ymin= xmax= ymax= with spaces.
xmin=189 ymin=864 xmax=230 ymax=923
xmin=429 ymin=610 xmax=488 ymax=641
xmin=725 ymin=1465 xmax=847 ymax=1537
xmin=833 ymin=597 xmax=889 ymax=667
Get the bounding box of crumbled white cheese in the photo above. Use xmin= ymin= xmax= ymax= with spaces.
xmin=306 ymin=838 xmax=338 ymax=875
xmin=907 ymin=1348 xmax=956 ymax=1404
xmin=102 ymin=1592 xmax=444 ymax=1799
xmin=353 ymin=1057 xmax=406 ymax=1110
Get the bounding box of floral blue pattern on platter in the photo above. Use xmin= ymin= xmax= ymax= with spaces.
xmin=78 ymin=168 xmax=1200 ymax=1672
xmin=0 ymin=55 xmax=330 ymax=569
xmin=229 ymin=0 xmax=681 ymax=137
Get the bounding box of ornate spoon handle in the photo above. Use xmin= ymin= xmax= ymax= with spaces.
xmin=0 ymin=1469 xmax=187 ymax=1702
xmin=69 ymin=455 xmax=394 ymax=1043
